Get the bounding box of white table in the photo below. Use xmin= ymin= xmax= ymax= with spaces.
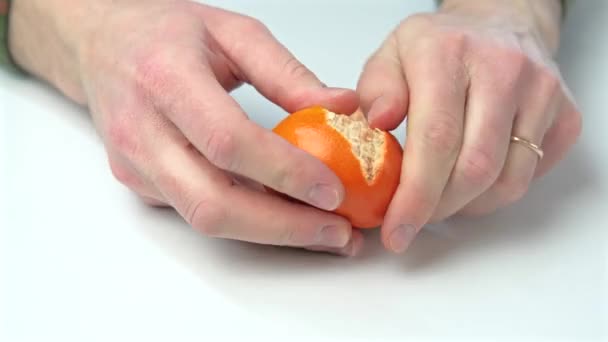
xmin=1 ymin=1 xmax=606 ymax=341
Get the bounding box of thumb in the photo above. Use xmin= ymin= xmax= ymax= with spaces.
xmin=357 ymin=36 xmax=409 ymax=130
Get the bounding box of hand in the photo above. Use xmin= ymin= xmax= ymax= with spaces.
xmin=357 ymin=0 xmax=582 ymax=253
xmin=10 ymin=1 xmax=363 ymax=255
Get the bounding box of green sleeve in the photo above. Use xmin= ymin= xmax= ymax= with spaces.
xmin=0 ymin=0 xmax=22 ymax=73
xmin=0 ymin=1 xmax=11 ymax=64
xmin=1 ymin=1 xmax=12 ymax=63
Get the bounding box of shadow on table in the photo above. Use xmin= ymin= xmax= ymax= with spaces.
xmin=400 ymin=144 xmax=597 ymax=271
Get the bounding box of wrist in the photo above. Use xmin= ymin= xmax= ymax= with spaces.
xmin=438 ymin=0 xmax=563 ymax=56
xmin=8 ymin=0 xmax=106 ymax=103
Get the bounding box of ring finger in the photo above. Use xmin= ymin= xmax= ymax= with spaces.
xmin=462 ymin=72 xmax=561 ymax=215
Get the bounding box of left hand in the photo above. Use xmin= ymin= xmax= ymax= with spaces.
xmin=357 ymin=2 xmax=582 ymax=253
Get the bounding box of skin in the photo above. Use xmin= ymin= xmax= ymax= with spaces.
xmin=8 ymin=0 xmax=581 ymax=256
xmin=9 ymin=0 xmax=363 ymax=256
xmin=358 ymin=0 xmax=581 ymax=253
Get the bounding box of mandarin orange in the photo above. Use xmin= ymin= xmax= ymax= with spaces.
xmin=272 ymin=106 xmax=403 ymax=228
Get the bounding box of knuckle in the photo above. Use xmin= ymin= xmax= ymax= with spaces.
xmin=270 ymin=165 xmax=291 ymax=194
xmin=187 ymin=197 xmax=227 ymax=237
xmin=239 ymin=16 xmax=269 ymax=35
xmin=494 ymin=177 xmax=529 ymax=204
xmin=277 ymin=226 xmax=297 ymax=246
xmin=223 ymin=17 xmax=269 ymax=61
xmin=362 ymin=45 xmax=400 ymax=77
xmin=106 ymin=118 xmax=138 ymax=157
xmin=565 ymin=110 xmax=583 ymax=143
xmin=501 ymin=50 xmax=528 ymax=80
xmin=420 ymin=113 xmax=462 ymax=155
xmin=281 ymin=56 xmax=313 ymax=81
xmin=358 ymin=51 xmax=400 ymax=105
xmin=400 ymin=13 xmax=435 ymax=31
xmin=439 ymin=30 xmax=469 ymax=56
xmin=109 ymin=159 xmax=138 ymax=189
xmin=411 ymin=32 xmax=440 ymax=55
xmin=273 ymin=57 xmax=316 ymax=104
xmin=140 ymin=196 xmax=167 ymax=207
xmin=479 ymin=47 xmax=528 ymax=86
xmin=271 ymin=158 xmax=307 ymax=194
xmin=362 ymin=53 xmax=386 ymax=75
xmin=458 ymin=147 xmax=501 ymax=187
xmin=398 ymin=15 xmax=440 ymax=53
xmin=537 ymin=71 xmax=562 ymax=99
xmin=204 ymin=127 xmax=239 ymax=171
xmin=557 ymin=108 xmax=583 ymax=146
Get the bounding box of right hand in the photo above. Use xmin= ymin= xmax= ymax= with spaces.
xmin=63 ymin=2 xmax=363 ymax=255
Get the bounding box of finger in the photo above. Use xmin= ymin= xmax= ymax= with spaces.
xmin=201 ymin=6 xmax=358 ymax=114
xmin=534 ymin=97 xmax=582 ymax=179
xmin=462 ymin=72 xmax=561 ymax=216
xmin=381 ymin=49 xmax=467 ymax=253
xmin=305 ymin=230 xmax=365 ymax=257
xmin=143 ymin=130 xmax=353 ymax=248
xmin=357 ymin=34 xmax=409 ymax=130
xmin=145 ymin=55 xmax=346 ymax=212
xmin=210 ymin=185 xmax=354 ymax=248
xmin=139 ymin=195 xmax=169 ymax=207
xmin=230 ymin=173 xmax=265 ymax=191
xmin=429 ymin=62 xmax=520 ymax=222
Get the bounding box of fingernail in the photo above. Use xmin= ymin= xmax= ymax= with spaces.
xmin=366 ymin=96 xmax=389 ymax=125
xmin=341 ymin=233 xmax=364 ymax=257
xmin=318 ymin=225 xmax=350 ymax=247
xmin=309 ymin=184 xmax=341 ymax=210
xmin=389 ymin=224 xmax=417 ymax=254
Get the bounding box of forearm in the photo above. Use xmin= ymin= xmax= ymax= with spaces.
xmin=8 ymin=0 xmax=106 ymax=103
xmin=438 ymin=0 xmax=563 ymax=55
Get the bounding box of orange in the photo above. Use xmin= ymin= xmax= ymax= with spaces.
xmin=272 ymin=106 xmax=403 ymax=228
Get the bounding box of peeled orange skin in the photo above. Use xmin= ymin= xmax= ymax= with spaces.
xmin=272 ymin=106 xmax=403 ymax=229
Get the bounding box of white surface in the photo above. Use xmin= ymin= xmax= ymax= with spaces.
xmin=1 ymin=1 xmax=607 ymax=341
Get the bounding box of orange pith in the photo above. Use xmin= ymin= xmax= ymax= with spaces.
xmin=272 ymin=106 xmax=403 ymax=228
